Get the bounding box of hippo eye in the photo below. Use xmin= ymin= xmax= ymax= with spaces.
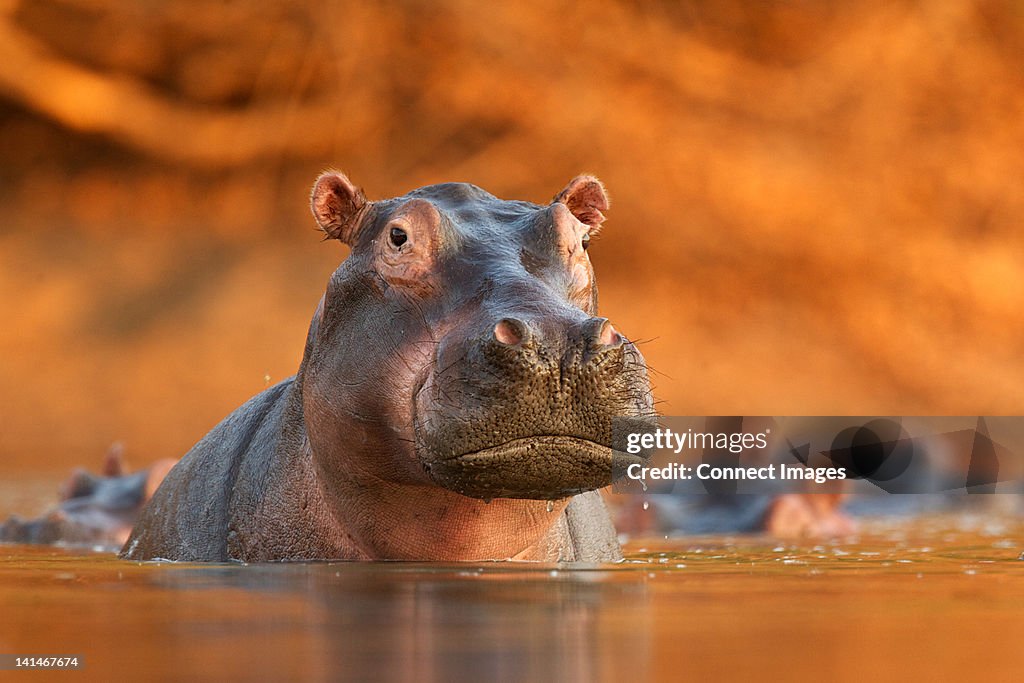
xmin=389 ymin=227 xmax=408 ymax=248
xmin=581 ymin=233 xmax=591 ymax=250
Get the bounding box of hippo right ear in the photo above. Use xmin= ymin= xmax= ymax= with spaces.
xmin=311 ymin=171 xmax=368 ymax=244
xmin=553 ymin=175 xmax=609 ymax=232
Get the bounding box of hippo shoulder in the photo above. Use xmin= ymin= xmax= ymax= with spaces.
xmin=120 ymin=380 xmax=294 ymax=561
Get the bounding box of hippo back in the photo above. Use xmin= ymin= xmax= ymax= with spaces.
xmin=120 ymin=380 xmax=293 ymax=561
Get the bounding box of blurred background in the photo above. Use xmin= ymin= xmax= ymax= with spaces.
xmin=1 ymin=0 xmax=1023 ymax=475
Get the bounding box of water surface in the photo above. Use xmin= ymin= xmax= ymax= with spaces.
xmin=2 ymin=512 xmax=1022 ymax=681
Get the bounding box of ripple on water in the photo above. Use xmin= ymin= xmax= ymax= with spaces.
xmin=619 ymin=513 xmax=1024 ymax=577
xmin=1 ymin=513 xmax=1024 ymax=680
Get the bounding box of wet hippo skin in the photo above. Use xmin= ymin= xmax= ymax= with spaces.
xmin=120 ymin=172 xmax=654 ymax=562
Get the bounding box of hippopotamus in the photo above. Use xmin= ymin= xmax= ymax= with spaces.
xmin=120 ymin=172 xmax=655 ymax=562
xmin=0 ymin=446 xmax=175 ymax=550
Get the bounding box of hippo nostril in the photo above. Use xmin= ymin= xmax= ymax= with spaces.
xmin=494 ymin=318 xmax=528 ymax=346
xmin=588 ymin=317 xmax=623 ymax=349
xmin=597 ymin=320 xmax=621 ymax=347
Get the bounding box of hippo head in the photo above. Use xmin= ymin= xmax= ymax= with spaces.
xmin=301 ymin=172 xmax=654 ymax=510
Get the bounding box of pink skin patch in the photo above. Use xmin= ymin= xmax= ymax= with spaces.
xmin=375 ymin=199 xmax=442 ymax=291
xmin=549 ymin=203 xmax=595 ymax=309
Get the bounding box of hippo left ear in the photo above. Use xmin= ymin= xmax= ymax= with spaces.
xmin=553 ymin=175 xmax=609 ymax=232
xmin=311 ymin=171 xmax=368 ymax=244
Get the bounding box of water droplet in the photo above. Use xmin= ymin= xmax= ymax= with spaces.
xmin=640 ymin=480 xmax=648 ymax=492
xmin=546 ymin=500 xmax=554 ymax=513
xmin=642 ymin=501 xmax=649 ymax=510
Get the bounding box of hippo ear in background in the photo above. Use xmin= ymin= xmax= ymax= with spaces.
xmin=552 ymin=175 xmax=609 ymax=233
xmin=311 ymin=171 xmax=368 ymax=244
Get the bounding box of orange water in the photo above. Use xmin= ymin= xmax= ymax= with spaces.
xmin=1 ymin=512 xmax=1022 ymax=682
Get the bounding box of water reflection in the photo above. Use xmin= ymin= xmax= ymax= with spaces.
xmin=2 ymin=515 xmax=1024 ymax=681
xmin=144 ymin=562 xmax=650 ymax=681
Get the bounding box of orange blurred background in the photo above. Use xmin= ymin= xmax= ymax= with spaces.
xmin=1 ymin=1 xmax=1023 ymax=475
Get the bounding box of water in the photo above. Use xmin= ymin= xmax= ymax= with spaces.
xmin=2 ymin=513 xmax=1023 ymax=681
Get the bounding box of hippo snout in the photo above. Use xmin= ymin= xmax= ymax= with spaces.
xmin=415 ymin=312 xmax=654 ymax=500
xmin=492 ymin=316 xmax=622 ymax=355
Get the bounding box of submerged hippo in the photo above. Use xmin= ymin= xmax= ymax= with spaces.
xmin=0 ymin=446 xmax=175 ymax=550
xmin=121 ymin=172 xmax=654 ymax=562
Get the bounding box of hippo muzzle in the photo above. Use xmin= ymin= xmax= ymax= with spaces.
xmin=415 ymin=308 xmax=653 ymax=499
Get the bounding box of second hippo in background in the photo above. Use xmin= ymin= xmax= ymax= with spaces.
xmin=0 ymin=446 xmax=175 ymax=550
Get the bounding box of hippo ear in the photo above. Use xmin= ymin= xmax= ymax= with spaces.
xmin=311 ymin=171 xmax=367 ymax=244
xmin=553 ymin=175 xmax=609 ymax=232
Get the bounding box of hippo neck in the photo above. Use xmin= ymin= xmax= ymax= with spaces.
xmin=239 ymin=360 xmax=566 ymax=560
